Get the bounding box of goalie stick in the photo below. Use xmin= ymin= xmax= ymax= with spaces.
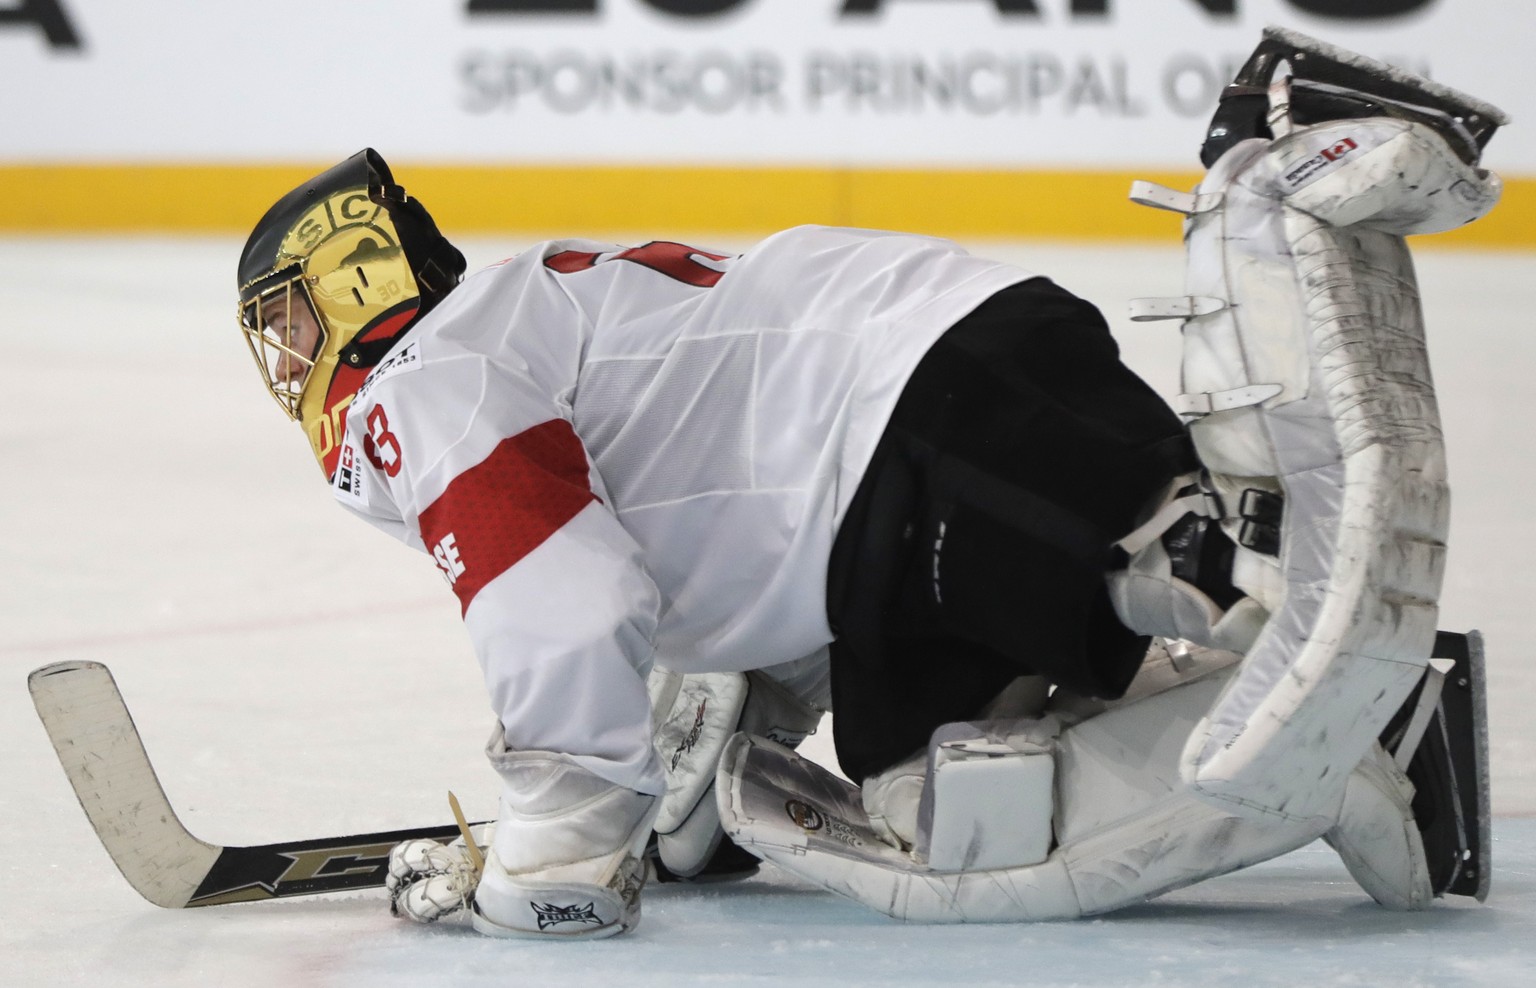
xmin=28 ymin=660 xmax=471 ymax=908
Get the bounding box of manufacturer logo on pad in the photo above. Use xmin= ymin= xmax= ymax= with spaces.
xmin=530 ymin=901 xmax=603 ymax=930
xmin=1282 ymin=136 xmax=1360 ymax=188
xmin=785 ymin=799 xmax=825 ymax=832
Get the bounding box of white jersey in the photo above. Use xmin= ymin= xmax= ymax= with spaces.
xmin=331 ymin=225 xmax=1033 ymax=794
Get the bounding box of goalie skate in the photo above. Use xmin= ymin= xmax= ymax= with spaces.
xmin=1200 ymin=26 xmax=1506 ymax=170
xmin=1322 ymin=630 xmax=1491 ymax=909
xmin=1119 ymin=28 xmax=1505 ymax=824
xmin=1384 ymin=630 xmax=1492 ymax=900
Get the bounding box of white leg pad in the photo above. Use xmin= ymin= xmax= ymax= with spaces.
xmin=717 ymin=669 xmax=1335 ymax=923
xmin=1160 ymin=116 xmax=1490 ymax=824
xmin=717 ymin=733 xmax=1083 ymax=922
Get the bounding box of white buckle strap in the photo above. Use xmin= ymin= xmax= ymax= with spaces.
xmin=1128 ymin=180 xmax=1225 ymax=215
xmin=1266 ymin=73 xmax=1296 ymax=139
xmin=1173 ymin=383 xmax=1284 ymax=417
xmin=1127 ymin=296 xmax=1227 ymax=322
xmin=1392 ymin=657 xmax=1455 ymax=772
xmin=1114 ymin=474 xmax=1221 ymax=557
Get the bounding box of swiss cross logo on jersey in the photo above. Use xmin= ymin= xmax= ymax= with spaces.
xmin=335 ymin=443 xmax=362 ymax=500
xmin=432 ymin=533 xmax=467 ymax=585
xmin=362 ymin=405 xmax=403 ymax=477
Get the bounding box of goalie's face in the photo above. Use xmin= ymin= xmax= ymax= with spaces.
xmin=238 ymin=275 xmax=328 ymax=421
xmin=268 ymin=296 xmax=323 ymax=387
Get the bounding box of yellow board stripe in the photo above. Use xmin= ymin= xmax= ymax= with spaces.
xmin=1 ymin=163 xmax=1530 ymax=248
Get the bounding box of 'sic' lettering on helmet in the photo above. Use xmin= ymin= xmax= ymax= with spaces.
xmin=296 ymin=218 xmax=326 ymax=250
xmin=340 ymin=194 xmax=372 ymax=221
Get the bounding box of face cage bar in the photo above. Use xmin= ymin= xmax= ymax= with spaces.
xmin=238 ymin=275 xmax=327 ymax=422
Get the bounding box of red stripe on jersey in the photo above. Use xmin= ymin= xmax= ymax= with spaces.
xmin=417 ymin=419 xmax=597 ymax=615
xmin=545 ymin=242 xmax=731 ymax=287
xmin=544 ymin=250 xmax=600 ymax=273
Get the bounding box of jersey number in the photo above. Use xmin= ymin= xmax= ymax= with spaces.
xmin=363 ymin=405 xmax=403 ymax=477
xmin=544 ymin=241 xmax=733 ymax=287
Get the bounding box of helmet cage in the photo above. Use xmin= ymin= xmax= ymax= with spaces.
xmin=238 ymin=266 xmax=326 ymax=421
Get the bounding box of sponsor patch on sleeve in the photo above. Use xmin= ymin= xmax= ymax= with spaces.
xmin=354 ymin=341 xmax=423 ymax=403
xmin=333 ymin=440 xmax=369 ymax=506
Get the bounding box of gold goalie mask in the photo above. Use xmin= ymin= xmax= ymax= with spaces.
xmin=236 ymin=149 xmax=465 ymax=478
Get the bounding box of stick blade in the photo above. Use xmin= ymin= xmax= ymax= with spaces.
xmin=29 ymin=661 xmax=218 ymax=908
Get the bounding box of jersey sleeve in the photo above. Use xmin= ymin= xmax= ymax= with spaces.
xmin=333 ymin=354 xmax=665 ymax=796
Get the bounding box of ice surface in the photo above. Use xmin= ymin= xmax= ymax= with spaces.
xmin=2 ymin=236 xmax=1533 ymax=986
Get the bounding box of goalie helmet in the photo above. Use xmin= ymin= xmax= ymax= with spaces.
xmin=236 ymin=149 xmax=465 ymax=478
